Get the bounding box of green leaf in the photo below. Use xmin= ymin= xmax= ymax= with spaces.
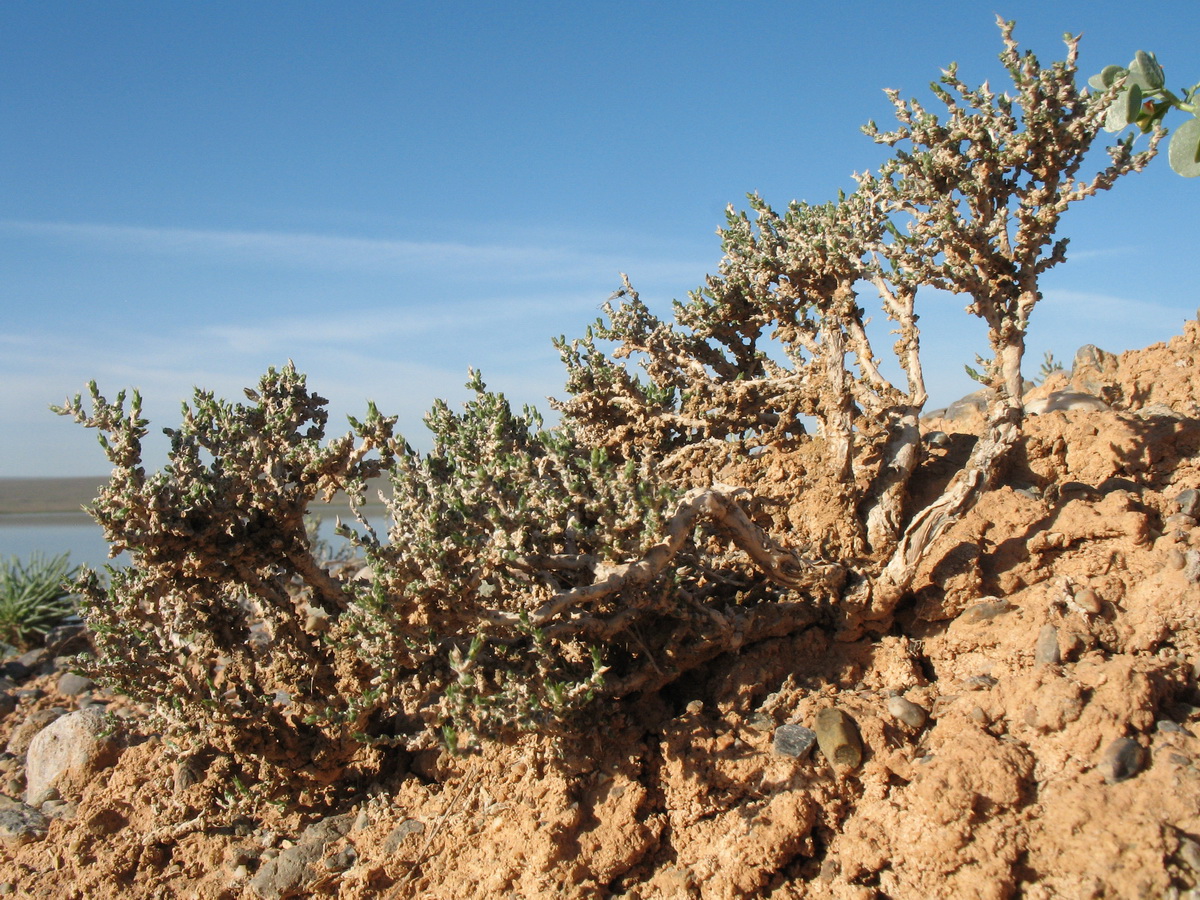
xmin=1088 ymin=65 xmax=1127 ymax=91
xmin=1105 ymin=89 xmax=1136 ymax=132
xmin=1169 ymin=116 xmax=1200 ymax=177
xmin=1128 ymin=51 xmax=1165 ymax=92
xmin=1124 ymin=83 xmax=1144 ymax=125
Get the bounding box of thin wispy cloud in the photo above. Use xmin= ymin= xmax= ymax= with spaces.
xmin=0 ymin=219 xmax=708 ymax=285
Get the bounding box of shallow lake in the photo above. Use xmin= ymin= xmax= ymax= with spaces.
xmin=0 ymin=512 xmax=388 ymax=572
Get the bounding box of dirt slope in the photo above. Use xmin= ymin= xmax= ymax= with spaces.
xmin=3 ymin=319 xmax=1200 ymax=899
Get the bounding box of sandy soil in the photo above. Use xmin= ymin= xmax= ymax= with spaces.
xmin=3 ymin=321 xmax=1200 ymax=898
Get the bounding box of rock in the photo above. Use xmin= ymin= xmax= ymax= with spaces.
xmin=0 ymin=694 xmax=14 ymax=720
xmin=941 ymin=388 xmax=990 ymax=423
xmin=5 ymin=707 xmax=68 ymax=757
xmin=1071 ymin=588 xmax=1103 ymax=615
xmin=1175 ymin=489 xmax=1200 ymax=518
xmin=1097 ymin=737 xmax=1146 ymax=784
xmin=814 ymin=708 xmax=863 ymax=770
xmin=24 ymin=708 xmax=122 ymax=805
xmin=956 ymin=599 xmax=1013 ymax=624
xmin=0 ymin=661 xmax=29 ymax=683
xmin=1178 ymin=836 xmax=1200 ymax=874
xmin=15 ymin=648 xmax=51 ymax=676
xmin=383 ymin=818 xmax=425 ymax=854
xmin=56 ymin=673 xmax=94 ymax=697
xmin=1071 ymin=344 xmax=1119 ymax=395
xmin=887 ymin=695 xmax=929 ymax=729
xmin=250 ymin=813 xmax=354 ymax=900
xmin=1024 ymin=390 xmax=1108 ymax=416
xmin=41 ymin=622 xmax=89 ymax=656
xmin=772 ymin=723 xmax=818 ymax=759
xmin=923 ymin=430 xmax=950 ymax=449
xmin=0 ymin=803 xmax=49 ymax=846
xmin=1035 ymin=624 xmax=1061 ymax=665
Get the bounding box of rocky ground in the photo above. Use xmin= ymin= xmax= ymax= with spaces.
xmin=3 ymin=320 xmax=1200 ymax=899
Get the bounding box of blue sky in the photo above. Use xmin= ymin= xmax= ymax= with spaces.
xmin=2 ymin=1 xmax=1196 ymax=478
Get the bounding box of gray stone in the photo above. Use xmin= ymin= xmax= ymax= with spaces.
xmin=383 ymin=818 xmax=425 ymax=854
xmin=1097 ymin=737 xmax=1146 ymax=784
xmin=923 ymin=430 xmax=950 ymax=449
xmin=0 ymin=803 xmax=48 ymax=846
xmin=942 ymin=388 xmax=990 ymax=423
xmin=42 ymin=623 xmax=89 ymax=656
xmin=1024 ymin=390 xmax=1108 ymax=416
xmin=5 ymin=708 xmax=68 ymax=757
xmin=772 ymin=723 xmax=818 ymax=759
xmin=250 ymin=813 xmax=353 ymax=900
xmin=24 ymin=708 xmax=121 ymax=805
xmin=1177 ymin=489 xmax=1200 ymax=519
xmin=1178 ymin=836 xmax=1200 ymax=874
xmin=886 ymin=695 xmax=929 ymax=729
xmin=56 ymin=673 xmax=94 ymax=697
xmin=1035 ymin=624 xmax=1061 ymax=666
xmin=0 ymin=694 xmax=14 ymax=720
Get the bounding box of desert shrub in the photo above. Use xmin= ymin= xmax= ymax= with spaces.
xmin=55 ymin=19 xmax=1178 ymax=796
xmin=0 ymin=552 xmax=79 ymax=650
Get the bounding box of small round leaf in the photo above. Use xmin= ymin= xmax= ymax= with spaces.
xmin=1129 ymin=51 xmax=1165 ymax=91
xmin=1105 ymin=89 xmax=1134 ymax=132
xmin=1168 ymin=116 xmax=1200 ymax=177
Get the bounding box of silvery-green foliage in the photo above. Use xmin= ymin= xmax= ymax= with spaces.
xmin=339 ymin=369 xmax=680 ymax=743
xmin=54 ymin=364 xmax=399 ymax=776
xmin=1090 ymin=50 xmax=1199 ymax=177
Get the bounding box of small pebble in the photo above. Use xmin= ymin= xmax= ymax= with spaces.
xmin=1168 ymin=753 xmax=1194 ymax=767
xmin=1176 ymin=489 xmax=1200 ymax=518
xmin=1035 ymin=624 xmax=1061 ymax=665
xmin=772 ymin=724 xmax=818 ymax=760
xmin=324 ymin=847 xmax=357 ymax=871
xmin=957 ymin=600 xmax=1013 ymax=624
xmin=924 ymin=431 xmax=950 ymax=449
xmin=814 ymin=708 xmax=863 ymax=770
xmin=886 ymin=695 xmax=929 ymax=729
xmin=1097 ymin=737 xmax=1146 ymax=784
xmin=1168 ymin=549 xmax=1188 ymax=570
xmin=1178 ymin=837 xmax=1200 ymax=874
xmin=56 ymin=673 xmax=94 ymax=697
xmin=964 ymin=675 xmax=998 ymax=691
xmin=1072 ymin=588 xmax=1102 ymax=615
xmin=1158 ymin=720 xmax=1188 ymax=735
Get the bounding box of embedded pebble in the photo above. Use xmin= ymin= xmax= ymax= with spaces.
xmin=0 ymin=804 xmax=48 ymax=846
xmin=924 ymin=431 xmax=950 ymax=449
xmin=1159 ymin=720 xmax=1189 ymax=735
xmin=1071 ymin=588 xmax=1102 ymax=615
xmin=1178 ymin=836 xmax=1200 ymax=874
xmin=1168 ymin=549 xmax=1188 ymax=570
xmin=1176 ymin=489 xmax=1200 ymax=518
xmin=55 ymin=673 xmax=94 ymax=697
xmin=772 ymin=724 xmax=818 ymax=760
xmin=814 ymin=708 xmax=863 ymax=770
xmin=964 ymin=675 xmax=998 ymax=691
xmin=957 ymin=600 xmax=1014 ymax=624
xmin=1097 ymin=737 xmax=1146 ymax=783
xmin=1035 ymin=624 xmax=1061 ymax=665
xmin=886 ymin=695 xmax=928 ymax=729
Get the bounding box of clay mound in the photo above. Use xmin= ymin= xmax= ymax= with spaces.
xmin=4 ymin=322 xmax=1200 ymax=899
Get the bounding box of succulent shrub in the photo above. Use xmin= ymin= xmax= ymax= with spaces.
xmin=55 ymin=20 xmax=1181 ymax=795
xmin=0 ymin=552 xmax=79 ymax=650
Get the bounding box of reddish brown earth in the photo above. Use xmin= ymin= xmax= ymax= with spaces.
xmin=3 ymin=320 xmax=1200 ymax=899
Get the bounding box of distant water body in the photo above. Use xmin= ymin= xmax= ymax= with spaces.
xmin=0 ymin=512 xmax=386 ymax=572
